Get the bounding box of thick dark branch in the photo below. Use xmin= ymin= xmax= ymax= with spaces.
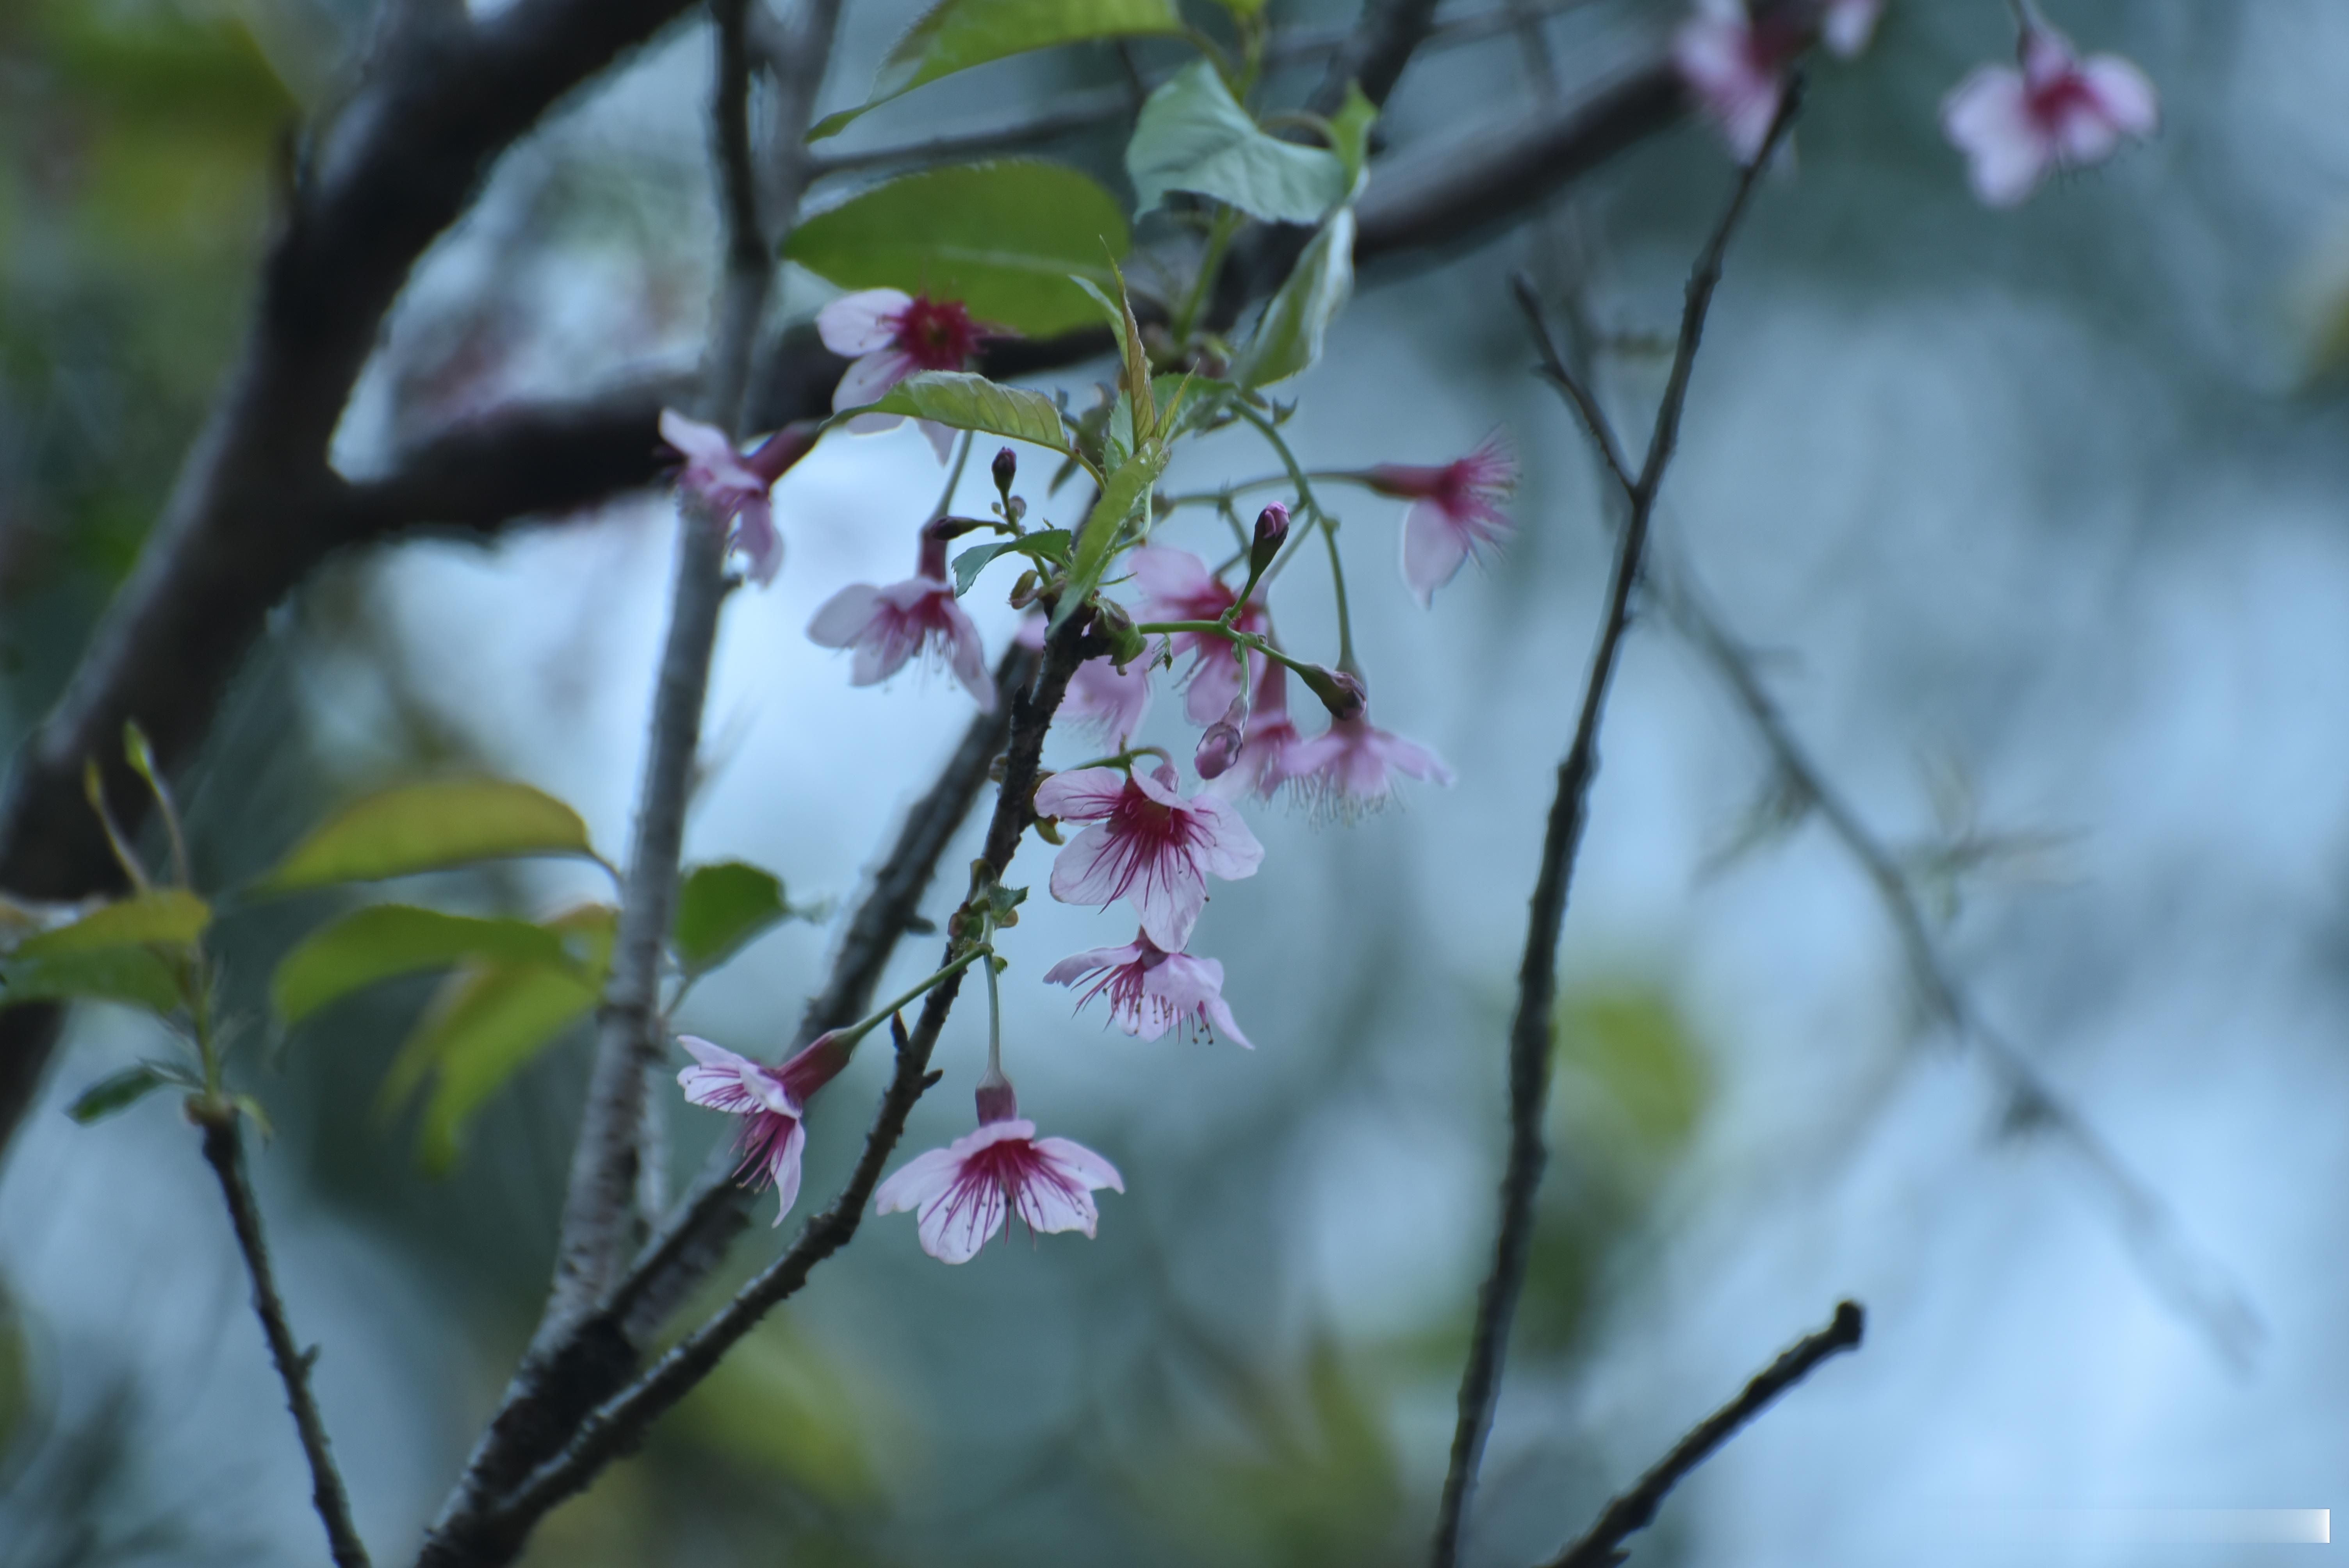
xmin=423 ymin=624 xmax=1088 ymax=1568
xmin=1430 ymin=88 xmax=1800 ymax=1568
xmin=1544 ymin=1302 xmax=1864 ymax=1568
xmin=199 ymin=1116 xmax=371 ymax=1568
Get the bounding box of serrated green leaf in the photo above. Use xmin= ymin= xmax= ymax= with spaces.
xmin=1054 ymin=443 xmax=1171 ymax=631
xmin=953 ymin=527 xmax=1075 ymax=596
xmin=813 ymin=0 xmax=1182 ymax=139
xmin=674 ymin=861 xmax=793 ymax=974
xmin=858 ymin=371 xmax=1071 ymax=452
xmin=1232 ymin=207 xmax=1355 ymax=389
xmin=1126 ymin=61 xmax=1354 ymax=224
xmin=786 ymin=162 xmax=1133 ymax=337
xmin=255 ymin=779 xmax=597 ymax=895
xmin=0 ymin=948 xmax=184 ymax=1015
xmin=66 ymin=1064 xmax=178 ymax=1124
xmin=11 ymin=889 xmax=209 ymax=959
xmin=273 ymin=905 xmax=578 ymax=1026
xmin=951 ymin=540 xmax=1023 ymax=596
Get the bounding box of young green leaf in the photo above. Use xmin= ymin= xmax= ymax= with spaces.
xmin=674 ymin=861 xmax=795 ymax=975
xmin=272 ymin=906 xmax=579 ymax=1026
xmin=1055 ymin=442 xmax=1171 ymax=631
xmin=66 ymin=1063 xmax=182 ymax=1124
xmin=1126 ymin=61 xmax=1354 ymax=224
xmin=855 ymin=371 xmax=1071 ymax=453
xmin=9 ymin=889 xmax=209 ymax=959
xmin=812 ymin=0 xmax=1182 ymax=139
xmin=1232 ymin=207 xmax=1356 ymax=389
xmin=2 ymin=948 xmax=184 ymax=1015
xmin=1328 ymin=81 xmax=1380 ymax=195
xmin=253 ymin=779 xmax=598 ymax=895
xmin=786 ymin=162 xmax=1133 ymax=337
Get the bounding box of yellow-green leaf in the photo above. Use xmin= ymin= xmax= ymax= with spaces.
xmin=255 ymin=779 xmax=597 ymax=895
xmin=855 ymin=371 xmax=1070 ymax=453
xmin=273 ymin=905 xmax=580 ymax=1026
xmin=1 ymin=948 xmax=184 ymax=1015
xmin=11 ymin=889 xmax=210 ymax=958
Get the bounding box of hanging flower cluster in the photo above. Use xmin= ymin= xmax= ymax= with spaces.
xmin=1672 ymin=0 xmax=2157 ymax=206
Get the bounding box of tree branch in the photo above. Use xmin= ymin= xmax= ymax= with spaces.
xmin=1543 ymin=1301 xmax=1864 ymax=1568
xmin=1431 ymin=87 xmax=1801 ymax=1568
xmin=199 ymin=1115 xmax=371 ymax=1568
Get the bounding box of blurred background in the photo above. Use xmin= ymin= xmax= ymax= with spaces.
xmin=5 ymin=0 xmax=2349 ymax=1564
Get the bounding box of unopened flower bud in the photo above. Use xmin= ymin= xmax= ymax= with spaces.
xmin=975 ymin=1069 xmax=1019 ymax=1125
xmin=1297 ymin=664 xmax=1368 ymax=722
xmin=1195 ymin=720 xmax=1244 ymax=780
xmin=992 ymin=447 xmax=1018 ymax=494
xmin=1249 ymin=502 xmax=1290 ymax=580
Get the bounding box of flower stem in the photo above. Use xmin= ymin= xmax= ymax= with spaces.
xmin=840 ymin=947 xmax=990 ymax=1047
xmin=1174 ymin=205 xmax=1243 ymax=346
xmin=931 ymin=429 xmax=975 ymax=520
xmin=982 ymin=947 xmax=1003 ymax=1080
xmin=1135 ymin=619 xmax=1324 ymax=683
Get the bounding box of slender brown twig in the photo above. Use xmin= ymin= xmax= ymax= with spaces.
xmin=198 ymin=1115 xmax=371 ymax=1568
xmin=1544 ymin=1302 xmax=1864 ymax=1568
xmin=1430 ymin=85 xmax=1803 ymax=1568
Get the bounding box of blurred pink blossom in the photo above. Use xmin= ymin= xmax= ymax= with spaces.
xmin=656 ymin=410 xmax=813 ymax=586
xmin=1368 ymin=433 xmax=1518 ymax=608
xmin=1941 ymin=13 xmax=2158 ymax=207
xmin=1284 ymin=714 xmax=1455 ymax=818
xmin=817 ymin=288 xmax=994 ymax=461
xmin=1044 ymin=930 xmax=1252 ymax=1047
xmin=1130 ymin=546 xmax=1268 ymax=723
xmin=1672 ymin=0 xmax=1804 ymax=164
xmin=1035 ymin=763 xmax=1263 ymax=950
xmin=675 ymin=1031 xmax=850 ymax=1225
xmin=808 ymin=528 xmax=994 ymax=708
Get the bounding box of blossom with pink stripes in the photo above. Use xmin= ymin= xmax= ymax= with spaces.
xmin=1035 ymin=763 xmax=1263 ymax=951
xmin=1045 ymin=930 xmax=1252 ymax=1047
xmin=1941 ymin=12 xmax=2158 ymax=207
xmin=1368 ymin=434 xmax=1518 ymax=608
xmin=657 ymin=411 xmax=814 ymax=586
xmin=874 ymin=1084 xmax=1123 ymax=1264
xmin=1283 ymin=713 xmax=1454 ymax=819
xmin=807 ymin=526 xmax=994 ymax=709
xmin=1131 ymin=546 xmax=1268 ymax=723
xmin=1672 ymin=0 xmax=1805 ymax=164
xmin=675 ymin=1031 xmax=851 ymax=1225
xmin=817 ymin=288 xmax=994 ymax=461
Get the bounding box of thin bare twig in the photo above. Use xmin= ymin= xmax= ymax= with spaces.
xmin=198 ymin=1116 xmax=370 ymax=1568
xmin=1544 ymin=1302 xmax=1864 ymax=1568
xmin=1431 ymin=86 xmax=1803 ymax=1568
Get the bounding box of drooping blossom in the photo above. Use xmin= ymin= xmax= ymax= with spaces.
xmin=1672 ymin=0 xmax=1805 ymax=164
xmin=1941 ymin=12 xmax=2158 ymax=207
xmin=1367 ymin=434 xmax=1519 ymax=608
xmin=1283 ymin=713 xmax=1455 ymax=820
xmin=1130 ymin=546 xmax=1268 ymax=723
xmin=1034 ymin=763 xmax=1263 ymax=951
xmin=807 ymin=525 xmax=995 ymax=709
xmin=657 ymin=410 xmax=815 ymax=586
xmin=873 ymin=1082 xmax=1124 ymax=1265
xmin=817 ymin=288 xmax=994 ymax=461
xmin=1044 ymin=930 xmax=1252 ymax=1047
xmin=1019 ymin=615 xmax=1153 ymax=745
xmin=676 ymin=1031 xmax=851 ymax=1225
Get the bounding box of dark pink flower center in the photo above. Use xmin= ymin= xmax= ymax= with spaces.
xmin=892 ymin=295 xmax=983 ymax=371
xmin=937 ymin=1137 xmax=1084 ymax=1240
xmin=1096 ymin=784 xmax=1212 ymax=902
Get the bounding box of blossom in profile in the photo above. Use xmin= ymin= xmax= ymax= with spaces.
xmin=1044 ymin=930 xmax=1252 ymax=1047
xmin=1672 ymin=0 xmax=1804 ymax=164
xmin=817 ymin=288 xmax=995 ymax=461
xmin=1283 ymin=714 xmax=1455 ymax=819
xmin=807 ymin=527 xmax=994 ymax=709
xmin=1130 ymin=546 xmax=1267 ymax=723
xmin=1367 ymin=434 xmax=1518 ymax=608
xmin=657 ymin=410 xmax=814 ymax=586
xmin=1941 ymin=12 xmax=2158 ymax=207
xmin=1034 ymin=763 xmax=1264 ymax=951
xmin=874 ymin=1084 xmax=1123 ymax=1264
xmin=676 ymin=1031 xmax=850 ymax=1225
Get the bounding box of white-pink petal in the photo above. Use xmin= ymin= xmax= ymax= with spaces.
xmin=817 ymin=288 xmax=912 ymax=356
xmin=1034 ymin=766 xmax=1134 ymax=821
xmin=1401 ymin=498 xmax=1473 ymax=609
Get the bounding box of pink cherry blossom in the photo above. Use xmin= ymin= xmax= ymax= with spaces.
xmin=807 ymin=528 xmax=995 ymax=709
xmin=676 ymin=1031 xmax=850 ymax=1225
xmin=1283 ymin=714 xmax=1455 ymax=820
xmin=1022 ymin=615 xmax=1155 ymax=745
xmin=1368 ymin=433 xmax=1518 ymax=608
xmin=1130 ymin=546 xmax=1268 ymax=723
xmin=657 ymin=410 xmax=814 ymax=586
xmin=1672 ymin=0 xmax=1805 ymax=164
xmin=1044 ymin=930 xmax=1252 ymax=1047
xmin=1941 ymin=14 xmax=2157 ymax=207
xmin=817 ymin=288 xmax=994 ymax=462
xmin=874 ymin=1105 xmax=1124 ymax=1265
xmin=1230 ymin=661 xmax=1303 ymax=800
xmin=1034 ymin=763 xmax=1264 ymax=951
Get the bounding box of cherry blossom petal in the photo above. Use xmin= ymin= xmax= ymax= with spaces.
xmin=834 ymin=349 xmax=916 ymax=414
xmin=765 ymin=1118 xmax=808 ymax=1226
xmin=918 ymin=418 xmax=958 ymax=464
xmin=677 ymin=1035 xmax=794 ymax=1115
xmin=658 ymin=409 xmax=741 ymax=472
xmin=1821 ymin=0 xmax=1882 ymax=58
xmin=1034 ymin=1136 xmax=1124 ymax=1195
xmin=1185 ymin=791 xmax=1265 ymax=881
xmin=1034 ymin=767 xmax=1134 ymax=821
xmin=733 ymin=497 xmax=782 ymax=585
xmin=807 ymin=583 xmax=884 ymax=649
xmin=1941 ymin=69 xmax=2045 ymax=207
xmin=817 ymin=288 xmax=912 ymax=356
xmin=2081 ymin=55 xmax=2159 ymax=137
xmin=1401 ymin=498 xmax=1474 ymax=608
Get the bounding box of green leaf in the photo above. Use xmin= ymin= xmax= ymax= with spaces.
xmin=812 ymin=0 xmax=1182 ymax=139
xmin=1232 ymin=207 xmax=1355 ymax=389
xmin=1328 ymin=81 xmax=1379 ymax=194
xmin=858 ymin=371 xmax=1071 ymax=453
xmin=674 ymin=861 xmax=794 ymax=974
xmin=951 ymin=540 xmax=1023 ymax=596
xmin=67 ymin=1064 xmax=180 ymax=1124
xmin=786 ymin=162 xmax=1134 ymax=337
xmin=1126 ymin=61 xmax=1354 ymax=224
xmin=952 ymin=527 xmax=1075 ymax=595
xmin=381 ymin=905 xmax=617 ymax=1174
xmin=10 ymin=889 xmax=209 ymax=958
xmin=255 ymin=779 xmax=597 ymax=895
xmin=2 ymin=948 xmax=183 ymax=1014
xmin=1054 ymin=443 xmax=1171 ymax=631
xmin=272 ymin=905 xmax=579 ymax=1026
